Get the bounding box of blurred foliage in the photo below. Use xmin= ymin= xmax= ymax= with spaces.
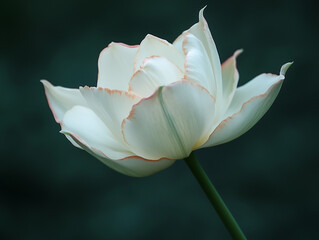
xmin=0 ymin=0 xmax=318 ymax=239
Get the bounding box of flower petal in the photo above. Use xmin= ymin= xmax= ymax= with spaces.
xmin=122 ymin=80 xmax=215 ymax=160
xmin=61 ymin=105 xmax=132 ymax=159
xmin=79 ymin=87 xmax=141 ymax=144
xmin=64 ymin=133 xmax=175 ymax=177
xmin=41 ymin=80 xmax=87 ymax=123
xmin=182 ymin=33 xmax=215 ymax=97
xmin=97 ymin=43 xmax=139 ymax=90
xmin=61 ymin=105 xmax=174 ymax=177
xmin=174 ymin=7 xmax=223 ymax=102
xmin=134 ymin=34 xmax=184 ymax=72
xmin=201 ymin=62 xmax=293 ymax=148
xmin=129 ymin=56 xmax=183 ymax=97
xmin=221 ymin=49 xmax=243 ymax=110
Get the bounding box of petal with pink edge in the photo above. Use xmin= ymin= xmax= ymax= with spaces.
xmin=183 ymin=33 xmax=215 ymax=97
xmin=221 ymin=49 xmax=243 ymax=110
xmin=97 ymin=43 xmax=139 ymax=90
xmin=174 ymin=7 xmax=222 ymax=101
xmin=122 ymin=80 xmax=215 ymax=160
xmin=129 ymin=56 xmax=183 ymax=97
xmin=134 ymin=34 xmax=184 ymax=72
xmin=61 ymin=105 xmax=132 ymax=159
xmin=41 ymin=80 xmax=87 ymax=123
xmin=201 ymin=62 xmax=293 ymax=148
xmin=79 ymin=87 xmax=141 ymax=144
xmin=63 ymin=131 xmax=175 ymax=177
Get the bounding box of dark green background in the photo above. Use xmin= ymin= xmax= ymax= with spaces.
xmin=1 ymin=0 xmax=318 ymax=239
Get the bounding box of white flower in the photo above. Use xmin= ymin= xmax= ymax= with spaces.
xmin=42 ymin=8 xmax=292 ymax=177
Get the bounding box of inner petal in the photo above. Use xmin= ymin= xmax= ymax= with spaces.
xmin=182 ymin=33 xmax=216 ymax=97
xmin=221 ymin=49 xmax=243 ymax=111
xmin=134 ymin=34 xmax=185 ymax=72
xmin=129 ymin=56 xmax=183 ymax=97
xmin=80 ymin=87 xmax=141 ymax=145
xmin=97 ymin=43 xmax=139 ymax=91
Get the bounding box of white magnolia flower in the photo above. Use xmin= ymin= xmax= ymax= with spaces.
xmin=42 ymin=8 xmax=292 ymax=177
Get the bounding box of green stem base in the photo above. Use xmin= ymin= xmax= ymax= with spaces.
xmin=184 ymin=152 xmax=247 ymax=240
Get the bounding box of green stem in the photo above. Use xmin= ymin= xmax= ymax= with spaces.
xmin=184 ymin=152 xmax=247 ymax=240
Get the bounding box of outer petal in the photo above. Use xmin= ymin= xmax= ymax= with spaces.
xmin=41 ymin=80 xmax=87 ymax=123
xmin=79 ymin=87 xmax=141 ymax=144
xmin=61 ymin=105 xmax=132 ymax=159
xmin=201 ymin=62 xmax=293 ymax=148
xmin=61 ymin=106 xmax=175 ymax=177
xmin=97 ymin=43 xmax=139 ymax=90
xmin=182 ymin=33 xmax=215 ymax=97
xmin=221 ymin=49 xmax=243 ymax=110
xmin=65 ymin=133 xmax=175 ymax=177
xmin=122 ymin=80 xmax=216 ymax=160
xmin=134 ymin=34 xmax=184 ymax=72
xmin=174 ymin=7 xmax=223 ymax=102
xmin=129 ymin=56 xmax=183 ymax=97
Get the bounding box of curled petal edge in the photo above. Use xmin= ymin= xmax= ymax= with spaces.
xmin=41 ymin=80 xmax=87 ymax=123
xmin=42 ymin=80 xmax=60 ymax=123
xmin=221 ymin=49 xmax=243 ymax=108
